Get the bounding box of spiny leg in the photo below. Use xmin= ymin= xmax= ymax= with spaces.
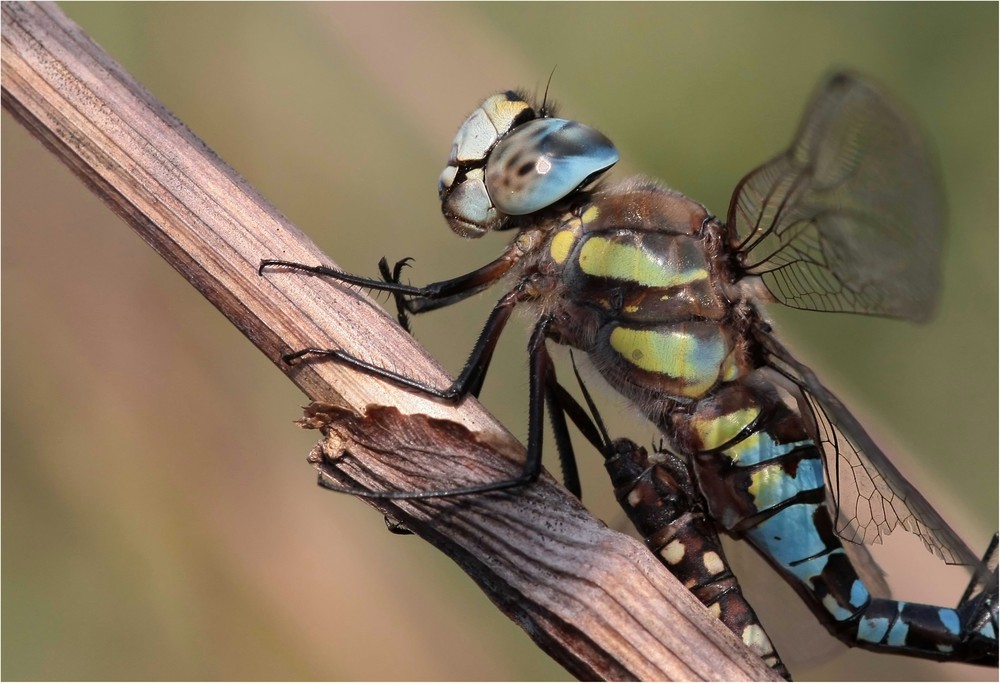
xmin=259 ymin=243 xmax=522 ymax=318
xmin=377 ymin=256 xmax=413 ymax=332
xmin=261 ymin=254 xmax=588 ymax=499
xmin=955 ymin=534 xmax=998 ymax=662
xmin=303 ymin=313 xmax=571 ymax=500
xmin=259 ymin=249 xmax=530 ymax=400
xmin=283 ymin=283 xmax=528 ymax=402
xmin=958 ymin=533 xmax=998 ymax=615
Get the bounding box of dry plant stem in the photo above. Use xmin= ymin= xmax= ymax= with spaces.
xmin=1 ymin=3 xmax=780 ymax=680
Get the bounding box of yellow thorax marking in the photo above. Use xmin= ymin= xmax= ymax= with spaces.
xmin=549 ymin=229 xmax=576 ymax=265
xmin=578 ymin=236 xmax=707 ymax=287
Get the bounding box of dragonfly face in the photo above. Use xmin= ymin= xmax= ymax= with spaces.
xmin=438 ymin=91 xmax=618 ymax=237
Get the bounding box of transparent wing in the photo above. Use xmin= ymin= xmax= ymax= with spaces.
xmin=727 ymin=71 xmax=944 ymax=320
xmin=759 ymin=330 xmax=979 ymax=567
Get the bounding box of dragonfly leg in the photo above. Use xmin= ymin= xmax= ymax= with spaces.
xmin=260 ymin=243 xmax=522 ymax=320
xmin=288 ymin=304 xmax=581 ymax=501
xmin=284 ymin=283 xmax=529 ymax=402
xmin=377 ymin=256 xmax=414 ymax=332
xmin=261 ymin=255 xmax=585 ymax=499
xmin=522 ymin=315 xmax=565 ymax=494
xmin=313 ymin=314 xmax=564 ymax=499
xmin=954 ymin=534 xmax=999 ymax=663
xmin=544 ymin=381 xmax=582 ymax=499
xmin=259 ymin=247 xmax=533 ymax=400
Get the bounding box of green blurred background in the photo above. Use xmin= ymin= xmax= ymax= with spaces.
xmin=3 ymin=3 xmax=996 ymax=680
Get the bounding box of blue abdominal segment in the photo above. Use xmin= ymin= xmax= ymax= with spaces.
xmin=685 ymin=385 xmax=997 ymax=664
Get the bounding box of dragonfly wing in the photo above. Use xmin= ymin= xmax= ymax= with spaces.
xmin=758 ymin=329 xmax=979 ymax=568
xmin=727 ymin=71 xmax=944 ymax=321
xmin=839 ymin=524 xmax=892 ymax=598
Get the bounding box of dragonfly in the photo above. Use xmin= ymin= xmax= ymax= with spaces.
xmin=260 ymin=71 xmax=998 ymax=674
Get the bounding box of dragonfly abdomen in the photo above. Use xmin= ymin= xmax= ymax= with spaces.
xmin=673 ymin=371 xmax=998 ymax=663
xmin=602 ymin=437 xmax=790 ymax=678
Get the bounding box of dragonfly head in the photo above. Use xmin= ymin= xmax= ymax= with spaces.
xmin=440 ymin=91 xmax=619 ymax=238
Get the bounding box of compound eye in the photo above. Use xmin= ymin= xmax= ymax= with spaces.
xmin=485 ymin=118 xmax=619 ymax=215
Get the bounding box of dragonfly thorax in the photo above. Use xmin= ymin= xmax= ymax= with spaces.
xmin=530 ymin=180 xmax=756 ymax=416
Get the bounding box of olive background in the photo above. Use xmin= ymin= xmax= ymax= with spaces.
xmin=3 ymin=3 xmax=996 ymax=681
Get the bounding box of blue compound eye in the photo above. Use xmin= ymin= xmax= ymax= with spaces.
xmin=485 ymin=118 xmax=619 ymax=215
